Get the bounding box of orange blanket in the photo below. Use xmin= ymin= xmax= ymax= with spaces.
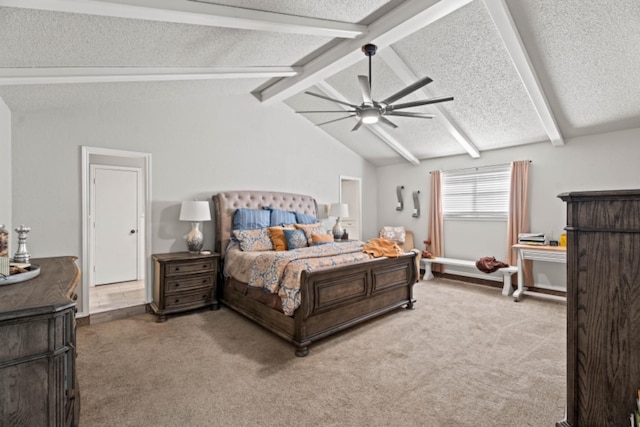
xmin=362 ymin=237 xmax=404 ymax=258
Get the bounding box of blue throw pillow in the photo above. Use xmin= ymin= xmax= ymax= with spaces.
xmin=283 ymin=229 xmax=308 ymax=250
xmin=295 ymin=212 xmax=319 ymax=224
xmin=263 ymin=207 xmax=297 ymax=226
xmin=232 ymin=208 xmax=270 ymax=230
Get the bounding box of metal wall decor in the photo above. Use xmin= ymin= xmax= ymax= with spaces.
xmin=412 ymin=191 xmax=421 ymax=218
xmin=396 ymin=186 xmax=404 ymax=211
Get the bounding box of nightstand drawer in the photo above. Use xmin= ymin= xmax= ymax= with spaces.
xmin=166 ymin=260 xmax=215 ymax=276
xmin=164 ymin=288 xmax=213 ymax=308
xmin=165 ymin=274 xmax=213 ymax=294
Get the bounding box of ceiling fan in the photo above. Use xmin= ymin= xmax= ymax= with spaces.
xmin=296 ymin=43 xmax=454 ymax=132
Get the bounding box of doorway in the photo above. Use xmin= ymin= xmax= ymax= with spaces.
xmin=81 ymin=147 xmax=151 ymax=318
xmin=339 ymin=176 xmax=362 ymax=240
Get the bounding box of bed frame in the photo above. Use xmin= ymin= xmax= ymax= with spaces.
xmin=213 ymin=190 xmax=417 ymax=356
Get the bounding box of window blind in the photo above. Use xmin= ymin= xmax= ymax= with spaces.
xmin=441 ymin=164 xmax=511 ymax=219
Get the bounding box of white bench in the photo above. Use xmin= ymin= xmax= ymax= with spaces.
xmin=421 ymin=257 xmax=518 ymax=296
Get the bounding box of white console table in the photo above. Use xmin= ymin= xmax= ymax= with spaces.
xmin=512 ymin=244 xmax=566 ymax=302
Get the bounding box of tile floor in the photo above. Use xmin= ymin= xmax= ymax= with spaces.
xmin=89 ymin=279 xmax=146 ymax=314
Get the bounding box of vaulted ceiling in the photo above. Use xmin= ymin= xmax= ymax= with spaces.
xmin=1 ymin=0 xmax=639 ymax=166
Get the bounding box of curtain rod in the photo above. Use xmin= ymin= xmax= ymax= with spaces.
xmin=429 ymin=160 xmax=531 ymax=174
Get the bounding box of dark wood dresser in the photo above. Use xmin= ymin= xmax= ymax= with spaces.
xmin=0 ymin=256 xmax=80 ymax=427
xmin=558 ymin=190 xmax=640 ymax=427
xmin=151 ymin=252 xmax=219 ymax=322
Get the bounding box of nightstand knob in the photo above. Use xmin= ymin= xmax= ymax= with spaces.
xmin=202 ymin=279 xmax=207 ymax=284
xmin=175 ymin=267 xmax=180 ymax=271
xmin=175 ymin=283 xmax=180 ymax=287
xmin=175 ymin=299 xmax=180 ymax=303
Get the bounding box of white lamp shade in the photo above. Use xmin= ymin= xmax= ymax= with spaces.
xmin=329 ymin=203 xmax=349 ymax=218
xmin=179 ymin=201 xmax=211 ymax=221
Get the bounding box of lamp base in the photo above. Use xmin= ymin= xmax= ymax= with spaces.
xmin=332 ymin=219 xmax=343 ymax=240
xmin=186 ymin=222 xmax=204 ymax=254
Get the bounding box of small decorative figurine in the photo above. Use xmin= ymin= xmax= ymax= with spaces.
xmin=13 ymin=225 xmax=31 ymax=264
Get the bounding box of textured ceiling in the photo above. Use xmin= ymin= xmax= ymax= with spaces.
xmin=1 ymin=0 xmax=639 ymax=165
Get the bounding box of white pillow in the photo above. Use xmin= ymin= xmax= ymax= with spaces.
xmin=379 ymin=226 xmax=406 ymax=244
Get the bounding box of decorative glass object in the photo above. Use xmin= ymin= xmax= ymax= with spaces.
xmin=13 ymin=225 xmax=31 ymax=264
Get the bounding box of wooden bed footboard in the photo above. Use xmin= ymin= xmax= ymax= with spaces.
xmin=221 ymin=252 xmax=417 ymax=357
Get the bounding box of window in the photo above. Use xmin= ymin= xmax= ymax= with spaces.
xmin=441 ymin=164 xmax=511 ymax=219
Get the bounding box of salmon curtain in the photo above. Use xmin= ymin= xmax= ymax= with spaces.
xmin=506 ymin=160 xmax=533 ymax=286
xmin=428 ymin=171 xmax=444 ymax=273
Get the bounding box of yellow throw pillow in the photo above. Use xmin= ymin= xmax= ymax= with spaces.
xmin=311 ymin=233 xmax=334 ymax=246
xmin=268 ymin=226 xmax=294 ymax=251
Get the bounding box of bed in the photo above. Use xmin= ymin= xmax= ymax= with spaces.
xmin=213 ymin=190 xmax=417 ymax=356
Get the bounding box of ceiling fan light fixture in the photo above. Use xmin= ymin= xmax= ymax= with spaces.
xmin=360 ymin=109 xmax=379 ymax=124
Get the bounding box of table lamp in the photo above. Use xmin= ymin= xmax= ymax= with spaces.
xmin=329 ymin=203 xmax=349 ymax=239
xmin=179 ymin=201 xmax=211 ymax=253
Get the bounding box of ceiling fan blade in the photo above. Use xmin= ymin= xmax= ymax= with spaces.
xmin=296 ymin=110 xmax=357 ymax=113
xmin=386 ymin=111 xmax=435 ymax=119
xmin=380 ymin=76 xmax=433 ymax=105
xmin=304 ymin=91 xmax=359 ymax=109
xmin=357 ymin=75 xmax=372 ymax=104
xmin=378 ymin=116 xmax=398 ymax=129
xmin=388 ymin=96 xmax=454 ymax=111
xmin=351 ymin=120 xmax=363 ymax=132
xmin=316 ymin=114 xmax=356 ymax=126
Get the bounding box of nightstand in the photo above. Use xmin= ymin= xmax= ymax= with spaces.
xmin=151 ymin=252 xmax=220 ymax=322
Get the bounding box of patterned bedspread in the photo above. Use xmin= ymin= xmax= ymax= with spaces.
xmin=225 ymin=241 xmax=372 ymax=315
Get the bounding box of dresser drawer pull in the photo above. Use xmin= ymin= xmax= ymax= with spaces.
xmin=175 ymin=267 xmax=180 ymax=271
xmin=174 ymin=298 xmax=180 ymax=303
xmin=175 ymin=283 xmax=180 ymax=287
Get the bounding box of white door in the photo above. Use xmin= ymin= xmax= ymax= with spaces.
xmin=92 ymin=167 xmax=139 ymax=285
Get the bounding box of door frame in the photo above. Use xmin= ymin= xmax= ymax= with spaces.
xmin=81 ymin=147 xmax=152 ymax=318
xmin=339 ymin=175 xmax=362 ymax=240
xmin=89 ymin=164 xmax=143 ymax=286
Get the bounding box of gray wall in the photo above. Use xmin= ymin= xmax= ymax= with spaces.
xmin=376 ymin=127 xmax=640 ymax=288
xmin=0 ymin=98 xmax=10 ymax=254
xmin=8 ymin=94 xmax=377 ymax=313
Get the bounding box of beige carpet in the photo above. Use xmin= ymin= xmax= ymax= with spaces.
xmin=76 ymin=278 xmax=567 ymax=427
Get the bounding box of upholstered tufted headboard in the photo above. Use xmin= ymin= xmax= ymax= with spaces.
xmin=212 ymin=190 xmax=318 ymax=258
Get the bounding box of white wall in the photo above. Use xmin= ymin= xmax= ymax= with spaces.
xmin=0 ymin=97 xmax=10 ymax=254
xmin=376 ymin=127 xmax=640 ymax=288
xmin=9 ymin=93 xmax=377 ymax=312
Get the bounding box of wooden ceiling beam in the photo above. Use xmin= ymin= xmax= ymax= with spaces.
xmin=0 ymin=0 xmax=366 ymax=38
xmin=0 ymin=67 xmax=300 ymax=85
xmin=483 ymin=0 xmax=564 ymax=146
xmin=378 ymin=47 xmax=481 ymax=159
xmin=258 ymin=0 xmax=473 ymax=104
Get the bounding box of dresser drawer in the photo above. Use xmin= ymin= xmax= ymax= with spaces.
xmin=165 ymin=274 xmax=213 ymax=294
xmin=166 ymin=260 xmax=215 ymax=276
xmin=164 ymin=288 xmax=214 ymax=308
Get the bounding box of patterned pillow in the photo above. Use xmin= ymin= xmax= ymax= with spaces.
xmin=379 ymin=226 xmax=406 ymax=244
xmin=232 ymin=208 xmax=271 ymax=230
xmin=295 ymin=212 xmax=318 ymax=224
xmin=267 ymin=226 xmax=295 ymax=251
xmin=263 ymin=207 xmax=297 ymax=226
xmin=294 ymin=223 xmax=326 ymax=245
xmin=283 ymin=229 xmax=308 ymax=250
xmin=233 ymin=228 xmax=274 ymax=251
xmin=311 ymin=233 xmax=334 ymax=246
